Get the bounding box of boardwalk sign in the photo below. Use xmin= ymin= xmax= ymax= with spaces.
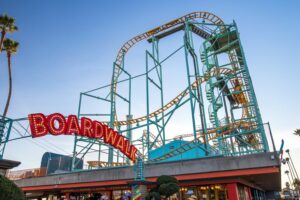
xmin=28 ymin=113 xmax=138 ymax=162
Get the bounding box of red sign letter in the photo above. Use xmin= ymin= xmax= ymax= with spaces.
xmin=115 ymin=135 xmax=125 ymax=152
xmin=66 ymin=115 xmax=80 ymax=135
xmin=80 ymin=117 xmax=94 ymax=137
xmin=47 ymin=113 xmax=66 ymax=135
xmin=129 ymin=145 xmax=138 ymax=162
xmin=104 ymin=128 xmax=118 ymax=146
xmin=93 ymin=121 xmax=104 ymax=139
xmin=124 ymin=139 xmax=132 ymax=158
xmin=28 ymin=113 xmax=48 ymax=138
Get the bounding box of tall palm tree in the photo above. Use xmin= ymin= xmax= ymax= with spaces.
xmin=2 ymin=38 xmax=19 ymax=118
xmin=0 ymin=15 xmax=18 ymax=52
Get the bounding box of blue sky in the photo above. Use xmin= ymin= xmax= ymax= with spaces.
xmin=1 ymin=0 xmax=300 ymax=185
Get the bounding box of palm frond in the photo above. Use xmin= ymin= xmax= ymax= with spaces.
xmin=3 ymin=38 xmax=19 ymax=54
xmin=0 ymin=14 xmax=17 ymax=33
xmin=294 ymin=129 xmax=300 ymax=136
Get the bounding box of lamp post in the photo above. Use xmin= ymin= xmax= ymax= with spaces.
xmin=286 ymin=158 xmax=296 ymax=182
xmin=285 ymin=170 xmax=293 ymax=190
xmin=286 ymin=149 xmax=299 ymax=179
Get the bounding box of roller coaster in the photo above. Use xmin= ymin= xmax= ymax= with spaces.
xmin=0 ymin=12 xmax=270 ymax=180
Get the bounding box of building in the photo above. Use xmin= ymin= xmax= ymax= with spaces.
xmin=41 ymin=152 xmax=83 ymax=175
xmin=14 ymin=152 xmax=280 ymax=200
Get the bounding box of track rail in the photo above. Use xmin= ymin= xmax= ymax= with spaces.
xmin=115 ymin=12 xmax=224 ymax=67
xmin=111 ymin=12 xmax=225 ymax=125
xmin=113 ymin=67 xmax=233 ymax=126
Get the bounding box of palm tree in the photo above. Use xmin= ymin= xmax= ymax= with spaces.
xmin=294 ymin=129 xmax=300 ymax=136
xmin=0 ymin=14 xmax=18 ymax=52
xmin=2 ymin=38 xmax=19 ymax=118
xmin=294 ymin=178 xmax=300 ymax=193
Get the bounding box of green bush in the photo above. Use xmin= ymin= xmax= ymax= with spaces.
xmin=158 ymin=182 xmax=180 ymax=198
xmin=157 ymin=175 xmax=178 ymax=185
xmin=146 ymin=175 xmax=179 ymax=200
xmin=0 ymin=175 xmax=25 ymax=200
xmin=145 ymin=191 xmax=161 ymax=200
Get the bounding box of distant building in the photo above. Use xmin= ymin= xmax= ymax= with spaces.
xmin=41 ymin=152 xmax=83 ymax=175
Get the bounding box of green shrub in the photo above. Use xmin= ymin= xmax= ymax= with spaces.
xmin=146 ymin=175 xmax=179 ymax=200
xmin=0 ymin=175 xmax=25 ymax=200
xmin=157 ymin=175 xmax=178 ymax=185
xmin=145 ymin=191 xmax=161 ymax=200
xmin=158 ymin=182 xmax=180 ymax=198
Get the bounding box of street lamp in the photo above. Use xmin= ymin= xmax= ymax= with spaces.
xmin=286 ymin=149 xmax=299 ymax=179
xmin=285 ymin=170 xmax=293 ymax=189
xmin=286 ymin=158 xmax=296 ymax=181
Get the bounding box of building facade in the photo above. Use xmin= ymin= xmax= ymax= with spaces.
xmin=14 ymin=152 xmax=281 ymax=200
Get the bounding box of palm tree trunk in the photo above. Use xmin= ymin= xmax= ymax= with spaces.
xmin=0 ymin=31 xmax=5 ymax=52
xmin=3 ymin=53 xmax=12 ymax=118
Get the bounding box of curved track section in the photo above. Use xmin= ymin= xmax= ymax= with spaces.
xmin=113 ymin=67 xmax=233 ymax=126
xmin=115 ymin=12 xmax=224 ymax=67
xmin=111 ymin=12 xmax=225 ymax=123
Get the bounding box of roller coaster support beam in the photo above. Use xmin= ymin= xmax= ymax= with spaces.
xmin=184 ymin=22 xmax=209 ymax=154
xmin=152 ymin=38 xmax=166 ymax=146
xmin=72 ymin=93 xmax=82 ymax=170
xmin=184 ymin=27 xmax=197 ymax=144
xmin=233 ymin=21 xmax=269 ymax=152
xmin=108 ymin=50 xmax=133 ymax=165
xmin=146 ymin=51 xmax=150 ymax=157
xmin=109 ymin=62 xmax=118 ymax=164
xmin=126 ymin=114 xmax=132 ymax=164
xmin=145 ymin=39 xmax=168 ymax=155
